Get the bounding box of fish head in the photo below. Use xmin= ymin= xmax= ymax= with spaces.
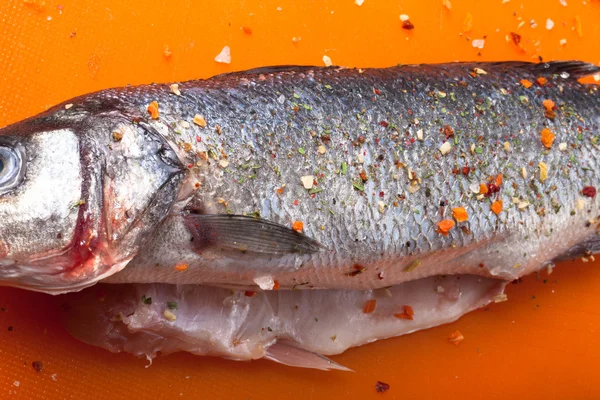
xmin=0 ymin=112 xmax=184 ymax=294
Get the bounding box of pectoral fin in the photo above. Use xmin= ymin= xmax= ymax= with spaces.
xmin=183 ymin=213 xmax=323 ymax=255
xmin=265 ymin=341 xmax=353 ymax=372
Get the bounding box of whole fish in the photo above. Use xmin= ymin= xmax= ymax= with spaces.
xmin=0 ymin=61 xmax=598 ymax=294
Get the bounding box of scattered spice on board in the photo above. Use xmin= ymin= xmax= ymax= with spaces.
xmin=242 ymin=26 xmax=252 ymax=35
xmin=32 ymin=361 xmax=44 ymax=373
xmin=448 ymin=330 xmax=464 ymax=345
xmin=375 ymin=381 xmax=390 ymax=393
xmin=363 ymin=299 xmax=377 ymax=314
xmin=463 ymin=12 xmax=473 ymax=32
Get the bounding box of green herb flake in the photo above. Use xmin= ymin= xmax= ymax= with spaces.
xmin=293 ymin=93 xmax=300 ymax=99
xmin=324 ymin=84 xmax=332 ymax=89
xmin=298 ymin=147 xmax=306 ymax=155
xmin=308 ymin=187 xmax=323 ymax=194
xmin=341 ymin=162 xmax=348 ymax=175
xmin=475 ymin=147 xmax=484 ymax=154
xmin=353 ymin=182 xmax=365 ymax=191
xmin=142 ymin=295 xmax=152 ymax=305
xmin=167 ymin=301 xmax=178 ymax=310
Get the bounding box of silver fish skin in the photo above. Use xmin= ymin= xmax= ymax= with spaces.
xmin=106 ymin=61 xmax=600 ymax=290
xmin=0 ymin=61 xmax=599 ymax=293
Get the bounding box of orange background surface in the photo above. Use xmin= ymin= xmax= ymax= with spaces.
xmin=1 ymin=0 xmax=600 ymax=398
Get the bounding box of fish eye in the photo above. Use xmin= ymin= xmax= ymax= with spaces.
xmin=0 ymin=145 xmax=23 ymax=194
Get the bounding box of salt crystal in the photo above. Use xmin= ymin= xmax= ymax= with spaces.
xmin=254 ymin=276 xmax=275 ymax=290
xmin=399 ymin=14 xmax=410 ymax=21
xmin=472 ymin=39 xmax=485 ymax=49
xmin=219 ymin=159 xmax=229 ymax=168
xmin=357 ymin=154 xmax=364 ymax=164
xmin=558 ymin=142 xmax=567 ymax=151
xmin=301 ymin=175 xmax=314 ymax=189
xmin=170 ymin=84 xmax=181 ymax=96
xmin=559 ymin=38 xmax=567 ymax=46
xmin=594 ymin=73 xmax=600 ymax=82
xmin=64 ymin=104 xmax=73 ymax=110
xmin=51 ymin=374 xmax=58 ymax=381
xmin=322 ymin=55 xmax=332 ymax=67
xmin=355 ymin=0 xmax=364 ymax=5
xmin=277 ymin=94 xmax=285 ymax=104
xmin=577 ymin=198 xmax=585 ymax=210
xmin=559 ymin=0 xmax=567 ymax=6
xmin=416 ymin=129 xmax=424 ymax=141
xmin=214 ymin=46 xmax=231 ymax=64
xmin=317 ymin=145 xmax=326 ymax=154
xmin=546 ymin=18 xmax=554 ymax=30
xmin=378 ymin=201 xmax=386 ymax=213
xmin=439 ymin=141 xmax=452 ymax=155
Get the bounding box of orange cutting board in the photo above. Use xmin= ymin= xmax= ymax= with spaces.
xmin=0 ymin=0 xmax=599 ymax=398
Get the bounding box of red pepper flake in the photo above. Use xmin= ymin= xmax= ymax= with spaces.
xmin=543 ymin=99 xmax=556 ymax=119
xmin=273 ymin=280 xmax=280 ymax=290
xmin=510 ymin=32 xmax=522 ymax=45
xmin=293 ymin=199 xmax=299 ymax=206
xmin=32 ymin=361 xmax=44 ymax=373
xmin=402 ymin=20 xmax=415 ymax=30
xmin=491 ymin=200 xmax=503 ymax=215
xmin=536 ymin=77 xmax=548 ymax=86
xmin=394 ymin=305 xmax=414 ymax=320
xmin=359 ymin=170 xmax=369 ymax=182
xmin=437 ymin=220 xmax=455 ymax=236
xmin=452 ymin=207 xmax=469 ymax=223
xmin=462 ymin=166 xmax=471 ymax=176
xmin=582 ymin=186 xmax=597 ymax=198
xmin=174 ymin=263 xmax=188 ymax=271
xmin=448 ymin=330 xmax=464 ymax=345
xmin=242 ymin=26 xmax=252 ymax=35
xmin=375 ymin=381 xmax=390 ymax=393
xmin=244 ymin=291 xmax=256 ymax=297
xmin=374 ymin=88 xmax=381 ymax=95
xmin=540 ymin=128 xmax=555 ymax=149
xmin=147 ymin=101 xmax=159 ymax=119
xmin=380 ymin=121 xmax=389 ymax=127
xmin=292 ymin=221 xmax=304 ymax=232
xmin=520 ymin=79 xmax=533 ymax=88
xmin=509 ymin=32 xmax=525 ymax=52
xmin=363 ymin=299 xmax=377 ymax=314
xmin=443 ymin=125 xmax=454 ymax=139
xmin=485 ymin=183 xmax=499 ymax=197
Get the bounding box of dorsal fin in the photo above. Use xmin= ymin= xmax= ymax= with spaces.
xmin=487 ymin=60 xmax=600 ymax=78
